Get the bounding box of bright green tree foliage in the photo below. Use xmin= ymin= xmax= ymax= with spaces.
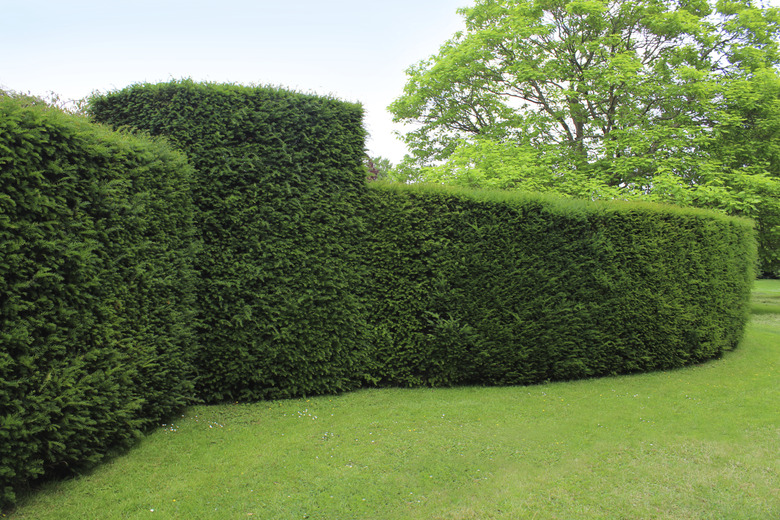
xmin=389 ymin=0 xmax=780 ymax=274
xmin=707 ymin=68 xmax=780 ymax=273
xmin=0 ymin=96 xmax=196 ymax=506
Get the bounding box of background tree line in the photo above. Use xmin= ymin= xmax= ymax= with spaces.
xmin=385 ymin=0 xmax=780 ymax=276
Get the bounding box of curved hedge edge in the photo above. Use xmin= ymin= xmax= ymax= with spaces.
xmin=361 ymin=181 xmax=757 ymax=386
xmin=0 ymin=97 xmax=197 ymax=509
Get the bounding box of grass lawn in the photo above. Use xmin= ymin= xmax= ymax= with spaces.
xmin=6 ymin=281 xmax=779 ymax=519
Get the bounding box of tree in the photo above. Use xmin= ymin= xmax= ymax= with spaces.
xmin=0 ymin=87 xmax=88 ymax=114
xmin=389 ymin=0 xmax=780 ymax=274
xmin=706 ymin=67 xmax=780 ymax=273
xmin=364 ymin=155 xmax=395 ymax=181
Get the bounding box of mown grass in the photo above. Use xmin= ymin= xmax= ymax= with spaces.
xmin=6 ymin=282 xmax=779 ymax=519
xmin=751 ymin=278 xmax=780 ymax=315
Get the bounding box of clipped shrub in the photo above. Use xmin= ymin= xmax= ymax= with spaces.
xmin=2 ymin=79 xmax=757 ymax=511
xmin=89 ymin=79 xmax=757 ymax=399
xmin=361 ymin=183 xmax=757 ymax=387
xmin=89 ymin=80 xmax=374 ymax=402
xmin=0 ymin=96 xmax=196 ymax=507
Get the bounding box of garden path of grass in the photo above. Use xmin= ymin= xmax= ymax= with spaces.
xmin=7 ymin=281 xmax=779 ymax=519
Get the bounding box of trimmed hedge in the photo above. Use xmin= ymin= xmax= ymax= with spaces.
xmin=89 ymin=80 xmax=757 ymax=401
xmin=89 ymin=80 xmax=374 ymax=402
xmin=2 ymin=81 xmax=758 ymax=510
xmin=0 ymin=96 xmax=196 ymax=506
xmin=361 ymin=183 xmax=757 ymax=387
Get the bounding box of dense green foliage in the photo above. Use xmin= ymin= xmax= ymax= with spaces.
xmin=0 ymin=96 xmax=196 ymax=506
xmin=88 ymin=80 xmax=757 ymax=396
xmin=389 ymin=0 xmax=780 ymax=275
xmin=89 ymin=80 xmax=373 ymax=402
xmin=1 ymin=80 xmax=759 ymax=511
xmin=363 ymin=183 xmax=757 ymax=386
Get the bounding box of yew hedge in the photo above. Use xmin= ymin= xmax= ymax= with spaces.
xmin=0 ymin=81 xmax=757 ymax=510
xmin=360 ymin=184 xmax=756 ymax=387
xmin=89 ymin=80 xmax=373 ymax=402
xmin=0 ymin=95 xmax=196 ymax=506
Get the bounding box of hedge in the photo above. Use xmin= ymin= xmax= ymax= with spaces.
xmin=0 ymin=95 xmax=196 ymax=506
xmin=88 ymin=80 xmax=757 ymax=399
xmin=89 ymin=80 xmax=374 ymax=402
xmin=360 ymin=183 xmax=757 ymax=387
xmin=2 ymin=81 xmax=758 ymax=510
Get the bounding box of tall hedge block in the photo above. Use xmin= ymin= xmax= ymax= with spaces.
xmin=89 ymin=80 xmax=373 ymax=402
xmin=0 ymin=97 xmax=196 ymax=506
xmin=361 ymin=184 xmax=757 ymax=387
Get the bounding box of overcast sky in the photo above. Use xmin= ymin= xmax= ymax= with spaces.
xmin=0 ymin=0 xmax=466 ymax=163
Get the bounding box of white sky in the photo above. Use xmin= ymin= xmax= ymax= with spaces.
xmin=0 ymin=0 xmax=467 ymax=163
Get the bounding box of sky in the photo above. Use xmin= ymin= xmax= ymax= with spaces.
xmin=5 ymin=1 xmax=780 ymax=164
xmin=0 ymin=0 xmax=467 ymax=163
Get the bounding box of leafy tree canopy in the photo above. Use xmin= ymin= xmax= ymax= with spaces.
xmin=389 ymin=0 xmax=780 ymax=274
